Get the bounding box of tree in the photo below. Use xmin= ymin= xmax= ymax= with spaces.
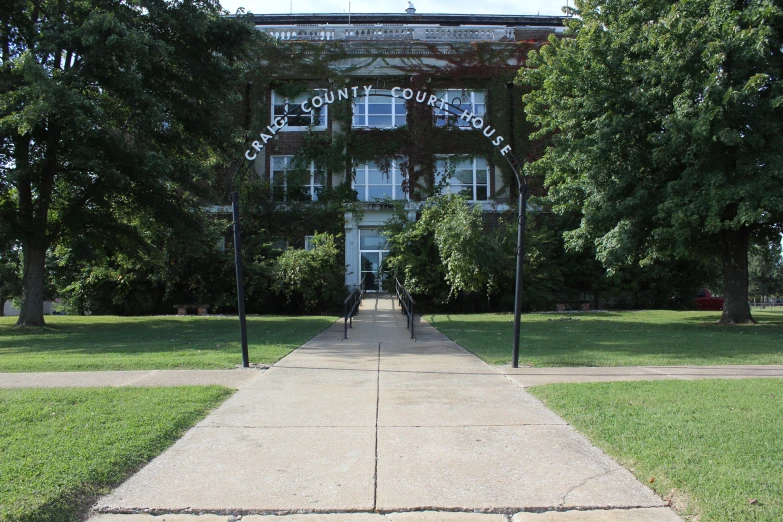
xmin=519 ymin=0 xmax=783 ymax=323
xmin=48 ymin=211 xmax=240 ymax=315
xmin=748 ymin=237 xmax=783 ymax=298
xmin=0 ymin=249 xmax=21 ymax=315
xmin=272 ymin=232 xmax=345 ymax=313
xmin=382 ymin=195 xmax=514 ymax=304
xmin=0 ymin=0 xmax=261 ymax=325
xmin=0 ymin=180 xmax=21 ymax=314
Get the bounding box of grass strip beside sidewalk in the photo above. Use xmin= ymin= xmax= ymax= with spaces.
xmin=429 ymin=309 xmax=783 ymax=366
xmin=0 ymin=315 xmax=337 ymax=372
xmin=0 ymin=386 xmax=233 ymax=522
xmin=529 ymin=379 xmax=783 ymax=522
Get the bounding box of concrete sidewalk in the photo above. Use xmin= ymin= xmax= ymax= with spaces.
xmin=0 ymin=369 xmax=262 ymax=389
xmin=88 ymin=295 xmax=684 ymax=521
xmin=499 ymin=364 xmax=783 ymax=387
xmin=0 ymin=364 xmax=783 ymax=389
xmin=3 ymin=364 xmax=781 ymax=389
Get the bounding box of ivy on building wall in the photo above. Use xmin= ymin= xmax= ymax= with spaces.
xmin=209 ymin=34 xmax=557 ymax=312
xmin=230 ymin=34 xmax=552 ymax=203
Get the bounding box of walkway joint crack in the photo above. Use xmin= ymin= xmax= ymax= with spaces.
xmin=373 ymin=341 xmax=381 ymax=511
xmin=559 ymin=467 xmax=617 ymax=507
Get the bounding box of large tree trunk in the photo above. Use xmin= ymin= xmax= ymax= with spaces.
xmin=14 ymin=127 xmax=57 ymax=327
xmin=719 ymin=228 xmax=755 ymax=324
xmin=16 ymin=244 xmax=47 ymax=326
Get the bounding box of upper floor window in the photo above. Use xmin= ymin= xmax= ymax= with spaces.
xmin=433 ymin=90 xmax=486 ymax=128
xmin=435 ymin=156 xmax=489 ymax=201
xmin=353 ymin=160 xmax=407 ymax=201
xmin=271 ymin=90 xmax=327 ymax=131
xmin=353 ymin=89 xmax=407 ymax=129
xmin=270 ymin=156 xmax=325 ymax=201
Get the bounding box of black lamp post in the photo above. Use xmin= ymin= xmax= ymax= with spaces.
xmin=231 ymin=167 xmax=250 ymax=368
xmin=511 ymin=178 xmax=527 ymax=369
xmin=502 ymin=82 xmax=527 ymax=369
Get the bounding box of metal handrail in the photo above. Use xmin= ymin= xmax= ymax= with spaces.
xmin=343 ymin=276 xmax=366 ymax=339
xmin=395 ymin=277 xmax=415 ymax=339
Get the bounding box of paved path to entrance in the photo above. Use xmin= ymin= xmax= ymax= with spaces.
xmin=87 ymin=295 xmax=683 ymax=521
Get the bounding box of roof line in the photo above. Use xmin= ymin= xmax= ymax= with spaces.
xmin=234 ymin=13 xmax=568 ymax=27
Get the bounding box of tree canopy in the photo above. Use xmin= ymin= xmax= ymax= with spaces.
xmin=0 ymin=0 xmax=263 ymax=325
xmin=381 ymin=195 xmax=516 ymax=304
xmin=519 ymin=0 xmax=783 ymax=323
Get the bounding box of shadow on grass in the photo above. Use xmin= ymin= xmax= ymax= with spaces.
xmin=431 ymin=310 xmax=783 ymax=366
xmin=0 ymin=316 xmax=336 ymax=357
xmin=677 ymin=315 xmax=783 ymax=326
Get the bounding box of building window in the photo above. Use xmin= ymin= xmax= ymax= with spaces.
xmin=353 ymin=160 xmax=407 ymax=201
xmin=435 ymin=156 xmax=489 ymax=201
xmin=269 ymin=237 xmax=288 ymax=251
xmin=433 ymin=90 xmax=486 ymax=128
xmin=353 ymin=89 xmax=407 ymax=128
xmin=270 ymin=156 xmax=325 ymax=201
xmin=271 ymin=90 xmax=327 ymax=131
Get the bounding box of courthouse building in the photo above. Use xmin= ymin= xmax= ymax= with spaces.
xmin=238 ymin=6 xmax=565 ymax=290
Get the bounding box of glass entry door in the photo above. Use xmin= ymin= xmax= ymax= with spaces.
xmin=360 ymin=229 xmax=389 ymax=292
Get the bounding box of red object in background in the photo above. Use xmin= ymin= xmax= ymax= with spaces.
xmin=694 ymin=289 xmax=724 ymax=311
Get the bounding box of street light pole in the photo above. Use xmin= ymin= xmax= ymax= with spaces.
xmin=511 ymin=182 xmax=527 ymax=369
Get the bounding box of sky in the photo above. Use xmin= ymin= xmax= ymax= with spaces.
xmin=219 ymin=0 xmax=571 ymax=17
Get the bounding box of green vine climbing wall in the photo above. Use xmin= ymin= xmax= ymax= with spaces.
xmin=235 ymin=36 xmax=551 ymax=208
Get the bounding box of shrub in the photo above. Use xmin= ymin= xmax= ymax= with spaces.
xmin=272 ymin=232 xmax=345 ymax=313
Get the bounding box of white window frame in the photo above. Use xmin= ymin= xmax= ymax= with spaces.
xmin=435 ymin=156 xmax=490 ymax=202
xmin=270 ymin=156 xmax=324 ymax=201
xmin=433 ymin=90 xmax=486 ymax=129
xmin=271 ymin=90 xmax=328 ymax=131
xmin=304 ymin=235 xmax=315 ymax=251
xmin=353 ymin=159 xmax=408 ymax=202
xmin=352 ymin=89 xmax=407 ymax=129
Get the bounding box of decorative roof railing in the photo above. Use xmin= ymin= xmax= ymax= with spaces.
xmin=243 ymin=13 xmax=566 ymax=26
xmin=260 ymin=25 xmax=521 ymax=42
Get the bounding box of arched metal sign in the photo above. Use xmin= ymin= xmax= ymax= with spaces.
xmin=235 ymin=85 xmax=527 ymax=368
xmin=243 ymin=85 xmax=524 ymax=180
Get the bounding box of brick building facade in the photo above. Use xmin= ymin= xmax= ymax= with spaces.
xmin=239 ymin=9 xmax=565 ymax=290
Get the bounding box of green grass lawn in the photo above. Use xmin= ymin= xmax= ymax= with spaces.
xmin=0 ymin=386 xmax=233 ymax=522
xmin=529 ymin=379 xmax=783 ymax=522
xmin=428 ymin=309 xmax=783 ymax=366
xmin=0 ymin=315 xmax=337 ymax=372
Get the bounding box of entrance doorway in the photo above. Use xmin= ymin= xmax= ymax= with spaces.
xmin=359 ymin=229 xmax=389 ymax=292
